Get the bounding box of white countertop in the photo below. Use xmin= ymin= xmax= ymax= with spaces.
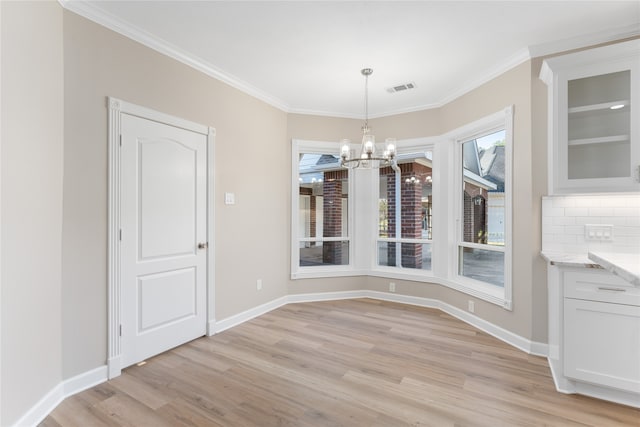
xmin=540 ymin=251 xmax=602 ymax=269
xmin=588 ymin=252 xmax=640 ymax=287
xmin=542 ymin=250 xmax=640 ymax=287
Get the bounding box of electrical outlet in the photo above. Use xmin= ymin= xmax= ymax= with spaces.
xmin=585 ymin=224 xmax=613 ymax=241
xmin=257 ymin=279 xmax=262 ymax=291
xmin=468 ymin=300 xmax=475 ymax=313
xmin=389 ymin=282 xmax=396 ymax=293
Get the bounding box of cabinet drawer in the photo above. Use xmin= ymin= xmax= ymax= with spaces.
xmin=564 ymin=270 xmax=640 ymax=306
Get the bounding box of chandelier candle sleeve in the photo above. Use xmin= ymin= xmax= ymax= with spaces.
xmin=364 ymin=136 xmax=375 ymax=155
xmin=341 ymin=140 xmax=350 ymax=160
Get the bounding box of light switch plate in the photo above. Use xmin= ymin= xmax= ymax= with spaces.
xmin=585 ymin=224 xmax=613 ymax=241
xmin=224 ymin=192 xmax=235 ymax=205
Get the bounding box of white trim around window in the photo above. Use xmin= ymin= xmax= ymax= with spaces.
xmin=371 ymin=138 xmax=437 ymax=279
xmin=449 ymin=106 xmax=514 ymax=310
xmin=291 ymin=139 xmax=361 ymax=279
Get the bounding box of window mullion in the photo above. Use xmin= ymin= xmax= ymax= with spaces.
xmin=394 ymin=168 xmax=401 ymax=266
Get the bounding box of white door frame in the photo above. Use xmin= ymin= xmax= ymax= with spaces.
xmin=107 ymin=97 xmax=215 ymax=379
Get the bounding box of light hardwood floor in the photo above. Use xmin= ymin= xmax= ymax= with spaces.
xmin=41 ymin=299 xmax=640 ymax=426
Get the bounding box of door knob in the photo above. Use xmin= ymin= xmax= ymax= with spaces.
xmin=197 ymin=242 xmax=208 ymax=250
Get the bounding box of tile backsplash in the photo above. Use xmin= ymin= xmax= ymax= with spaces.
xmin=542 ymin=194 xmax=640 ymax=254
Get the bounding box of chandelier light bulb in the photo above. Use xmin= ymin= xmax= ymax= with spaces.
xmin=364 ymin=140 xmax=374 ymax=155
xmin=340 ymin=141 xmax=350 ymax=159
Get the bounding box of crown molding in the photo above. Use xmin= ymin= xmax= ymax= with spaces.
xmin=58 ymin=1 xmax=638 ymax=119
xmin=58 ymin=0 xmax=291 ymax=112
xmin=288 ymin=48 xmax=530 ymax=119
xmin=528 ymin=23 xmax=640 ymax=58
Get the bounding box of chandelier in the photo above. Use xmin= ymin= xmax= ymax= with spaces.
xmin=340 ymin=68 xmax=397 ymax=169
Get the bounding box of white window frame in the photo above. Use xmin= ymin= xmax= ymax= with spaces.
xmin=291 ymin=139 xmax=358 ymax=279
xmin=449 ymin=107 xmax=513 ymax=309
xmin=372 ymin=138 xmax=436 ymax=279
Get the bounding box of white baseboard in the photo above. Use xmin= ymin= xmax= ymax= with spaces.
xmin=575 ymin=381 xmax=640 ymax=409
xmin=362 ymin=291 xmax=547 ymax=356
xmin=529 ymin=341 xmax=549 ymax=357
xmin=287 ymin=290 xmax=547 ymax=356
xmin=17 ymin=291 xmax=548 ymax=426
xmin=63 ymin=365 xmax=108 ymax=396
xmin=12 ymin=365 xmax=108 ymax=427
xmin=287 ymin=290 xmax=367 ymax=304
xmin=12 ymin=383 xmax=64 ymax=427
xmin=213 ymin=295 xmax=288 ymax=333
xmin=547 ymin=357 xmax=640 ymax=409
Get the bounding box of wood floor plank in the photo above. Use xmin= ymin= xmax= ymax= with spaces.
xmin=41 ymin=298 xmax=640 ymax=426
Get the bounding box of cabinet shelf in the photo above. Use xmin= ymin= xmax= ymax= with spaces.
xmin=568 ymin=100 xmax=629 ymax=116
xmin=568 ymin=135 xmax=629 ymax=146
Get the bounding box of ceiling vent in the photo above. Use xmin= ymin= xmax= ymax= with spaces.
xmin=387 ymin=82 xmax=416 ymax=93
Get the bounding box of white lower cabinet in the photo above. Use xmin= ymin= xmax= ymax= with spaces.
xmin=564 ymin=298 xmax=640 ymax=393
xmin=547 ymin=266 xmax=640 ymax=407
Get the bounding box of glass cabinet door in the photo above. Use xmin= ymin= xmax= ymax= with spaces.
xmin=567 ymin=70 xmax=630 ymax=180
xmin=541 ymin=39 xmax=639 ymax=194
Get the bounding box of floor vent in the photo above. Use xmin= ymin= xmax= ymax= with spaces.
xmin=387 ymin=82 xmax=416 ymax=93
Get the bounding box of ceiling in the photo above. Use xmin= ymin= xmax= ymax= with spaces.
xmin=62 ymin=1 xmax=640 ymax=118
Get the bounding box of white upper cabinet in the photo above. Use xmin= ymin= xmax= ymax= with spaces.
xmin=540 ymin=40 xmax=640 ymax=194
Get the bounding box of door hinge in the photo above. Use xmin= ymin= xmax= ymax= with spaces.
xmin=119 ymin=135 xmax=122 ymax=147
xmin=119 ymin=229 xmax=122 ymax=241
xmin=119 ymin=324 xmax=122 ymax=336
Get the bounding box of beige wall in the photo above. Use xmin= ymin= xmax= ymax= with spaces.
xmin=442 ymin=62 xmax=535 ymax=340
xmin=62 ymin=10 xmax=290 ymax=378
xmin=1 ymin=1 xmax=64 ymax=425
xmin=531 ymin=57 xmax=550 ymax=343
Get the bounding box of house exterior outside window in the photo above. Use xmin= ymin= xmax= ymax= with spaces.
xmin=459 ymin=133 xmax=505 ymax=287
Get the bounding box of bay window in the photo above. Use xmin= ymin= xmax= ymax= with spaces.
xmin=291 ymin=107 xmax=512 ymax=309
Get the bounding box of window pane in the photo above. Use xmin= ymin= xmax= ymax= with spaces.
xmin=462 ymin=131 xmax=505 ymax=246
xmin=377 ymin=242 xmax=432 ymax=270
xmin=459 ymin=247 xmax=504 ymax=287
xmin=400 ymin=157 xmax=433 ymax=240
xmin=300 ymin=241 xmax=349 ymax=267
xmin=378 ymin=174 xmax=391 ymax=238
xmin=401 ymin=243 xmax=432 ymax=270
xmin=299 ymin=153 xmax=348 ymax=240
xmin=377 ymin=241 xmax=396 ymax=267
xmin=379 ymin=153 xmax=433 ymax=240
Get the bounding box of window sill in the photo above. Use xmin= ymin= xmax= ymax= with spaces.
xmin=370 ymin=267 xmax=435 ymax=283
xmin=291 ymin=268 xmax=368 ymax=280
xmin=292 ymin=267 xmax=511 ymax=310
xmin=374 ymin=270 xmax=510 ymax=309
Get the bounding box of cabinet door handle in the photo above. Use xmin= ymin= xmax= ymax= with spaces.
xmin=597 ymin=286 xmax=626 ymax=292
xmin=636 ymin=165 xmax=640 ymax=183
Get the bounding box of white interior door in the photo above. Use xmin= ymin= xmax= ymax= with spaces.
xmin=120 ymin=113 xmax=207 ymax=368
